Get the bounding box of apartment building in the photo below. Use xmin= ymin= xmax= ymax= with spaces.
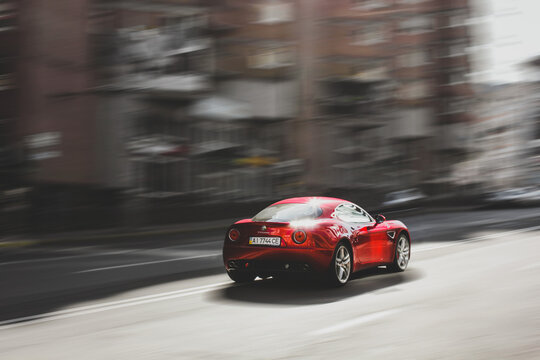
xmin=90 ymin=0 xmax=305 ymax=204
xmin=309 ymin=0 xmax=476 ymax=199
xmin=11 ymin=0 xmax=479 ymax=231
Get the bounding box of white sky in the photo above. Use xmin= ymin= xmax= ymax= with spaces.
xmin=470 ymin=0 xmax=540 ymax=83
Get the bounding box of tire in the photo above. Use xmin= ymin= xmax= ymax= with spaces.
xmin=328 ymin=242 xmax=352 ymax=286
xmin=388 ymin=234 xmax=410 ymax=272
xmin=227 ymin=270 xmax=255 ymax=283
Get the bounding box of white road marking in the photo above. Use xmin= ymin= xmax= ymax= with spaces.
xmin=0 ymin=281 xmax=231 ymax=330
xmin=0 ymin=250 xmax=137 ymax=267
xmin=309 ymin=309 xmax=402 ymax=336
xmin=0 ymin=240 xmax=222 ymax=267
xmin=75 ymin=253 xmax=221 ymax=273
xmin=154 ymin=240 xmax=222 ymax=249
xmin=414 ymin=225 xmax=540 ymax=253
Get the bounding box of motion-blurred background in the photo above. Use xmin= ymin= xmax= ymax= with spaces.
xmin=1 ymin=0 xmax=539 ymax=234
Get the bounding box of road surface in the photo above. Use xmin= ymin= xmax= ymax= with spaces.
xmin=1 ymin=208 xmax=539 ymax=359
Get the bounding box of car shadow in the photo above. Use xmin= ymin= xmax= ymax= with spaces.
xmin=211 ymin=267 xmax=423 ymax=306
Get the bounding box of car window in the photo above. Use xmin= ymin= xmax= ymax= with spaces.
xmin=252 ymin=203 xmax=322 ymax=222
xmin=335 ymin=203 xmax=372 ymax=223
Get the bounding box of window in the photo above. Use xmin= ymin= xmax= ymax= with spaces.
xmin=397 ymin=81 xmax=430 ymax=100
xmin=352 ymin=0 xmax=389 ymax=10
xmin=397 ymin=0 xmax=425 ymax=4
xmin=449 ymin=13 xmax=467 ymax=27
xmin=247 ymin=47 xmax=294 ymax=69
xmin=398 ymin=50 xmax=430 ymax=67
xmin=450 ymin=43 xmax=467 ymax=56
xmin=352 ymin=23 xmax=387 ymax=45
xmin=255 ymin=2 xmax=294 ymax=24
xmin=252 ymin=203 xmax=322 ymax=222
xmin=398 ymin=17 xmax=433 ymax=34
xmin=441 ymin=98 xmax=469 ymax=114
xmin=438 ymin=43 xmax=467 ymax=58
xmin=448 ymin=71 xmax=467 ymax=85
xmin=335 ymin=203 xmax=372 ymax=223
xmin=353 ymin=63 xmax=389 ymax=80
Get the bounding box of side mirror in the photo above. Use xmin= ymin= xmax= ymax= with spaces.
xmin=375 ymin=214 xmax=386 ymax=224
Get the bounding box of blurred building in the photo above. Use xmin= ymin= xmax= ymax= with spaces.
xmin=465 ymin=74 xmax=540 ymax=191
xmin=8 ymin=0 xmax=484 ymax=231
xmin=307 ymin=0 xmax=476 ymax=202
xmin=466 ymin=84 xmax=533 ymax=189
xmin=90 ymin=0 xmax=305 ymax=209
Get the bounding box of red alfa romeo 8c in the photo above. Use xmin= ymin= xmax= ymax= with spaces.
xmin=223 ymin=197 xmax=411 ymax=285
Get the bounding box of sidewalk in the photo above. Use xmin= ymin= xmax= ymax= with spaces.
xmin=0 ymin=217 xmax=240 ymax=249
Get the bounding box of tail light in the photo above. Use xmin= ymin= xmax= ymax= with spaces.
xmin=228 ymin=228 xmax=240 ymax=241
xmin=292 ymin=230 xmax=307 ymax=244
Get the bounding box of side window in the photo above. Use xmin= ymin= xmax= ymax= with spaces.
xmin=335 ymin=203 xmax=372 ymax=223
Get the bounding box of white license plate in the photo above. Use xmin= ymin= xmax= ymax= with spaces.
xmin=249 ymin=237 xmax=281 ymax=246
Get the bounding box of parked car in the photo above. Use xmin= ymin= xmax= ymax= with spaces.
xmin=485 ymin=187 xmax=540 ymax=206
xmin=515 ymin=187 xmax=540 ymax=206
xmin=223 ymin=197 xmax=411 ymax=286
xmin=382 ymin=188 xmax=426 ymax=208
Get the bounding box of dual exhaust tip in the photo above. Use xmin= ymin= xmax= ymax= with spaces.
xmin=228 ymin=260 xmax=310 ymax=272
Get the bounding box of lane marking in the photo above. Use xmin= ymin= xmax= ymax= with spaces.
xmin=75 ymin=253 xmax=221 ymax=273
xmin=0 ymin=281 xmax=231 ymax=330
xmin=0 ymin=221 xmax=231 ymax=248
xmin=0 ymin=250 xmax=137 ymax=267
xmin=310 ymin=309 xmax=402 ymax=336
xmin=415 ymin=225 xmax=540 ymax=253
xmin=0 ymin=240 xmax=222 ymax=267
xmin=154 ymin=240 xmax=222 ymax=249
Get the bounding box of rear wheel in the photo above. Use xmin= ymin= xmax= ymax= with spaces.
xmin=329 ymin=243 xmax=352 ymax=286
xmin=227 ymin=270 xmax=255 ymax=283
xmin=388 ymin=234 xmax=410 ymax=272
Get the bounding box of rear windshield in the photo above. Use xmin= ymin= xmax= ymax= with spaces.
xmin=252 ymin=203 xmax=323 ymax=222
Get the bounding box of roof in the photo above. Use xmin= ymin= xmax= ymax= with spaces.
xmin=271 ymin=196 xmax=349 ymax=209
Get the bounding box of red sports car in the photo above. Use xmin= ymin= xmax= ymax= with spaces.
xmin=223 ymin=196 xmax=411 ymax=285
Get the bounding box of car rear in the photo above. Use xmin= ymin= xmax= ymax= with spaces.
xmin=223 ymin=202 xmax=336 ymax=276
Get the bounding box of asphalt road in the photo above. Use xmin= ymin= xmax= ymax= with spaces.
xmin=1 ymin=207 xmax=540 ymax=359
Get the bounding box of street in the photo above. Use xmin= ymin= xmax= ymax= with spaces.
xmin=1 ymin=207 xmax=540 ymax=359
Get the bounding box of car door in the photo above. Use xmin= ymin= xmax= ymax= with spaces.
xmin=366 ymin=219 xmax=393 ymax=263
xmin=335 ymin=204 xmax=375 ymax=266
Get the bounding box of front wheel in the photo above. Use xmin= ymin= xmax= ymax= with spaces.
xmin=227 ymin=270 xmax=255 ymax=283
xmin=388 ymin=235 xmax=410 ymax=272
xmin=329 ymin=243 xmax=352 ymax=286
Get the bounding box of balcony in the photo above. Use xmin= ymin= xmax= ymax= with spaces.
xmin=127 ymin=135 xmax=189 ymax=160
xmin=319 ymin=56 xmax=391 ymax=82
xmin=334 ymin=116 xmax=388 ymax=131
xmin=330 ymin=39 xmax=392 ymax=58
xmin=99 ymin=73 xmax=211 ymax=99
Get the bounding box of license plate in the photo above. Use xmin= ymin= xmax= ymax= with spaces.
xmin=249 ymin=236 xmax=281 ymax=246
